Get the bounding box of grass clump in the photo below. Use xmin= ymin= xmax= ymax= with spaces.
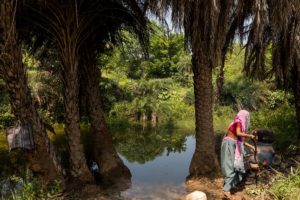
xmin=267 ymin=166 xmax=300 ymax=200
xmin=3 ymin=176 xmax=63 ymax=200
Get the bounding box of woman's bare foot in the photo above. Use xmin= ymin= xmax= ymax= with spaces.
xmin=223 ymin=191 xmax=234 ymax=200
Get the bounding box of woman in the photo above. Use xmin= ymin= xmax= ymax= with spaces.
xmin=221 ymin=110 xmax=256 ymax=200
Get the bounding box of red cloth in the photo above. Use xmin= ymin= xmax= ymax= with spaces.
xmin=227 ymin=121 xmax=245 ymax=143
xmin=228 ymin=121 xmax=241 ymax=136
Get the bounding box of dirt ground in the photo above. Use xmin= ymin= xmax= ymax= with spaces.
xmin=185 ymin=177 xmax=257 ymax=200
xmin=64 ymin=173 xmax=267 ymax=200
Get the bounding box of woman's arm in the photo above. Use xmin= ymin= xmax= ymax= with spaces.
xmin=236 ymin=125 xmax=256 ymax=152
xmin=236 ymin=124 xmax=256 ymax=139
xmin=244 ymin=142 xmax=256 ymax=152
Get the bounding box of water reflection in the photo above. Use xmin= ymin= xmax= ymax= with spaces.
xmin=0 ymin=127 xmax=195 ymax=199
xmin=112 ymin=128 xmax=191 ymax=164
xmin=111 ymin=128 xmax=195 ymax=199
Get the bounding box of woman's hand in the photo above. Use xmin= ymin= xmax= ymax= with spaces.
xmin=249 ymin=134 xmax=256 ymax=140
xmin=251 ymin=130 xmax=257 ymax=135
xmin=244 ymin=142 xmax=256 ymax=152
xmin=251 ymin=146 xmax=257 ymax=153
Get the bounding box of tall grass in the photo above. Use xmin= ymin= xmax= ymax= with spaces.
xmin=267 ymin=166 xmax=300 ymax=200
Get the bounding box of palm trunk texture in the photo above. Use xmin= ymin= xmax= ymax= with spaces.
xmin=293 ymin=29 xmax=300 ymax=145
xmin=0 ymin=0 xmax=63 ymax=184
xmin=61 ymin=51 xmax=93 ymax=183
xmin=189 ymin=54 xmax=220 ymax=177
xmin=293 ymin=64 xmax=300 ymax=146
xmin=216 ymin=61 xmax=225 ymax=103
xmin=84 ymin=60 xmax=131 ymax=186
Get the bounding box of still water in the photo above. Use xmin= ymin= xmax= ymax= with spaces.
xmin=0 ymin=127 xmax=195 ymax=199
xmin=112 ymin=128 xmax=195 ymax=199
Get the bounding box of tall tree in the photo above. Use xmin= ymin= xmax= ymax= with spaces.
xmin=293 ymin=26 xmax=300 ymax=145
xmin=21 ymin=0 xmax=95 ymax=182
xmin=148 ymin=0 xmax=253 ymax=177
xmin=78 ymin=0 xmax=148 ymax=185
xmin=0 ymin=0 xmax=64 ymax=184
xmin=243 ymin=0 xmax=300 ymax=144
xmin=82 ymin=52 xmax=132 ymax=186
xmin=19 ymin=0 xmax=149 ymax=184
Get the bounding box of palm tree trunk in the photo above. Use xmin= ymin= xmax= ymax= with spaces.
xmin=216 ymin=59 xmax=225 ymax=103
xmin=83 ymin=60 xmax=131 ymax=186
xmin=189 ymin=54 xmax=220 ymax=177
xmin=293 ymin=63 xmax=300 ymax=146
xmin=293 ymin=30 xmax=300 ymax=145
xmin=61 ymin=53 xmax=93 ymax=183
xmin=0 ymin=0 xmax=63 ymax=184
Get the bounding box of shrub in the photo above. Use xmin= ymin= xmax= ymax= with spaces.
xmin=213 ymin=106 xmax=235 ymax=134
xmin=222 ymin=77 xmax=268 ymax=110
xmin=265 ymin=91 xmax=293 ymax=109
xmin=9 ymin=176 xmax=63 ymax=200
xmin=267 ymin=167 xmax=300 ymax=200
xmin=251 ymin=103 xmax=297 ymax=150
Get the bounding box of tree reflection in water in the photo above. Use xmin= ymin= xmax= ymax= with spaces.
xmin=112 ymin=127 xmax=191 ymax=164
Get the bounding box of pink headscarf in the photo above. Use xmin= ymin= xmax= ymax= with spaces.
xmin=227 ymin=110 xmax=250 ymax=133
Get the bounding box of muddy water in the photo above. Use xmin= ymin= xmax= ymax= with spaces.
xmin=112 ymin=128 xmax=195 ymax=199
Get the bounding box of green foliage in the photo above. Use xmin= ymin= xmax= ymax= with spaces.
xmin=109 ymin=78 xmax=194 ymax=125
xmin=0 ymin=111 xmax=15 ymax=129
xmin=24 ymin=50 xmax=64 ymax=124
xmin=0 ymin=81 xmax=15 ymax=129
xmin=100 ymin=22 xmax=193 ymax=127
xmin=145 ymin=23 xmax=190 ymax=79
xmin=0 ymin=133 xmax=62 ymax=200
xmin=251 ymin=104 xmax=298 ymax=150
xmin=213 ymin=106 xmax=236 ymax=134
xmin=265 ymin=91 xmax=293 ymax=109
xmin=174 ymin=119 xmax=195 ymax=131
xmin=8 ymin=177 xmax=63 ymax=200
xmin=183 ymin=88 xmax=194 ymax=106
xmin=222 ymin=77 xmax=268 ymax=110
xmin=267 ymin=167 xmax=300 ymax=200
xmin=100 ymin=77 xmax=130 ymax=112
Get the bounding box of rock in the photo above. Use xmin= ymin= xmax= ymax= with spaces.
xmin=186 ymin=191 xmax=207 ymax=200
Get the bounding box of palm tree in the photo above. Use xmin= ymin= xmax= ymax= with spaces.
xmin=243 ymin=0 xmax=300 ymax=144
xmin=293 ymin=27 xmax=300 ymax=145
xmin=148 ymin=0 xmax=255 ymax=177
xmin=20 ymin=0 xmax=149 ymax=183
xmin=81 ymin=52 xmax=132 ymax=186
xmin=0 ymin=0 xmax=64 ymax=184
xmin=79 ymin=0 xmax=148 ymax=185
xmin=20 ymin=0 xmax=96 ymax=182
